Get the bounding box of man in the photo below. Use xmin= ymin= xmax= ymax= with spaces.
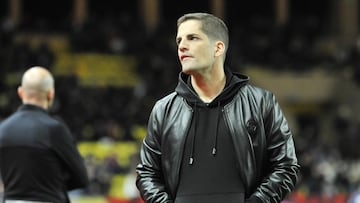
xmin=0 ymin=66 xmax=89 ymax=203
xmin=136 ymin=13 xmax=300 ymax=203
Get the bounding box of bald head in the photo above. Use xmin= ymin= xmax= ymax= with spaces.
xmin=18 ymin=66 xmax=55 ymax=109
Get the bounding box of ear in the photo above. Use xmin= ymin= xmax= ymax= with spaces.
xmin=47 ymin=89 xmax=55 ymax=101
xmin=17 ymin=86 xmax=24 ymax=99
xmin=214 ymin=41 xmax=225 ymax=57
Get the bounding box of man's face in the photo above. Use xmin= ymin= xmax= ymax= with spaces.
xmin=176 ymin=20 xmax=216 ymax=74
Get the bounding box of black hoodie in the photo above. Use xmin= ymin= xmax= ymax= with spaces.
xmin=175 ymin=69 xmax=249 ymax=203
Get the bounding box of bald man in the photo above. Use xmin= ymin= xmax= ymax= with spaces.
xmin=0 ymin=67 xmax=89 ymax=203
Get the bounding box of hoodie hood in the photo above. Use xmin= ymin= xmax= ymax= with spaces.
xmin=175 ymin=68 xmax=249 ymax=107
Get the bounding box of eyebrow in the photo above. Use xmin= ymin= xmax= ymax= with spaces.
xmin=176 ymin=33 xmax=198 ymax=39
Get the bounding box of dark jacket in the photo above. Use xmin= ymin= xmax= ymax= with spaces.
xmin=0 ymin=104 xmax=89 ymax=203
xmin=136 ymin=71 xmax=300 ymax=203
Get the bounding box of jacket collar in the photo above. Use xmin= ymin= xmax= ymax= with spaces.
xmin=18 ymin=104 xmax=48 ymax=114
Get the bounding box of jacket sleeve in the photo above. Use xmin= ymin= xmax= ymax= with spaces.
xmin=250 ymin=92 xmax=300 ymax=203
xmin=136 ymin=102 xmax=174 ymax=203
xmin=51 ymin=122 xmax=89 ymax=190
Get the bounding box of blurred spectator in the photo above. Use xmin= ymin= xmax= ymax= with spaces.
xmin=123 ymin=153 xmax=141 ymax=203
xmin=35 ymin=41 xmax=55 ymax=68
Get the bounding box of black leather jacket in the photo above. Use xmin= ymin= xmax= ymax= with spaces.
xmin=136 ymin=73 xmax=300 ymax=203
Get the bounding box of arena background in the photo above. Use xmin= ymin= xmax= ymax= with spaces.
xmin=1 ymin=0 xmax=360 ymax=202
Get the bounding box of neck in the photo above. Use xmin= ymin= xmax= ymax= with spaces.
xmin=191 ymin=67 xmax=226 ymax=103
xmin=23 ymin=99 xmax=49 ymax=110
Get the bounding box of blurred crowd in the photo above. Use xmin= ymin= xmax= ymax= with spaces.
xmin=1 ymin=6 xmax=360 ymax=203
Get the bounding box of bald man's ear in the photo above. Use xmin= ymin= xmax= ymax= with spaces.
xmin=47 ymin=90 xmax=55 ymax=101
xmin=46 ymin=90 xmax=55 ymax=108
xmin=17 ymin=86 xmax=24 ymax=100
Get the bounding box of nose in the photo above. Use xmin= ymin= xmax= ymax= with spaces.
xmin=178 ymin=40 xmax=188 ymax=52
xmin=179 ymin=46 xmax=186 ymax=52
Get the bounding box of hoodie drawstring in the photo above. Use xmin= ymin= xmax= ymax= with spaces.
xmin=189 ymin=104 xmax=197 ymax=165
xmin=212 ymin=102 xmax=221 ymax=156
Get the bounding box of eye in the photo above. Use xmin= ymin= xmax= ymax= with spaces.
xmin=176 ymin=38 xmax=181 ymax=45
xmin=189 ymin=36 xmax=198 ymax=41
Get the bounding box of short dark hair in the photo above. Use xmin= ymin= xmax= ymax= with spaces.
xmin=177 ymin=12 xmax=229 ymax=52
